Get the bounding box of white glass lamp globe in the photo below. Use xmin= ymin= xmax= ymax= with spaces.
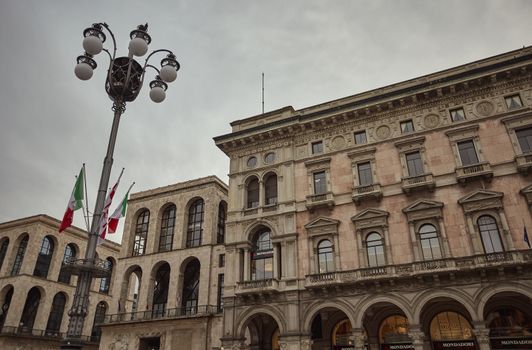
xmin=83 ymin=36 xmax=103 ymax=55
xmin=160 ymin=65 xmax=177 ymax=83
xmin=149 ymin=87 xmax=166 ymax=103
xmin=74 ymin=62 xmax=93 ymax=80
xmin=128 ymin=37 xmax=148 ymax=57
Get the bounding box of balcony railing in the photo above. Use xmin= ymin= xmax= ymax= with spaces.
xmin=401 ymin=173 xmax=435 ymax=193
xmin=61 ymin=257 xmax=112 ymax=278
xmin=352 ymin=183 xmax=382 ymax=204
xmin=456 ymin=162 xmax=493 ymax=183
xmin=515 ymin=152 xmax=532 ymax=174
xmin=0 ymin=326 xmax=101 ymax=343
xmin=305 ymin=249 xmax=532 ymax=288
xmin=236 ymin=278 xmax=279 ymax=295
xmin=306 ymin=192 xmax=334 ymax=210
xmin=103 ymin=305 xmax=218 ymax=324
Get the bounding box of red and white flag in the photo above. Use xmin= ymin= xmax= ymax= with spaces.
xmin=108 ymin=183 xmax=134 ymax=234
xmin=59 ymin=166 xmax=85 ymax=232
xmin=97 ymin=169 xmax=123 ymax=245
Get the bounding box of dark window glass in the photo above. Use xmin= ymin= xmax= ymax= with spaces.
xmin=99 ymin=258 xmax=113 ymax=293
xmin=406 ymin=151 xmax=424 ymax=176
xmin=33 ymin=236 xmax=54 ymax=278
xmin=152 ymin=263 xmax=170 ymax=318
xmin=419 ymin=224 xmax=442 ymax=260
xmin=450 ymin=108 xmax=465 ymax=122
xmin=478 ymin=215 xmax=504 ymax=253
xmin=400 ymin=120 xmax=414 ymax=134
xmin=457 ymin=140 xmax=479 ymax=166
xmin=251 ymin=230 xmax=273 ymax=280
xmin=0 ymin=239 xmax=9 ymax=271
xmin=247 ymin=156 xmax=257 ymax=168
xmin=354 ymin=130 xmax=367 ymax=144
xmin=159 ymin=205 xmax=176 ymax=252
xmin=312 ymin=141 xmax=323 ymax=154
xmin=91 ymin=302 xmax=107 ymax=341
xmin=247 ymin=177 xmax=259 ymax=208
xmin=0 ymin=287 xmax=13 ymax=328
xmin=313 ymin=171 xmax=327 ymax=195
xmin=217 ymin=274 xmax=224 ymax=312
xmin=46 ymin=293 xmax=66 ymax=334
xmin=181 ymin=259 xmax=200 ymax=313
xmin=20 ymin=287 xmax=41 ymax=330
xmin=487 ymin=308 xmax=532 ymax=338
xmin=505 ymin=94 xmax=523 ymax=110
xmin=516 ymin=127 xmax=532 ymax=153
xmin=11 ymin=235 xmax=28 ymax=276
xmin=366 ymin=232 xmax=385 ymax=267
xmin=264 ymin=152 xmax=275 ymax=164
xmin=264 ymin=174 xmax=278 ymax=205
xmin=133 ymin=210 xmax=149 ymax=256
xmin=219 ymin=254 xmax=225 ymax=267
xmin=357 ymin=162 xmax=373 ymax=186
xmin=187 ymin=199 xmax=204 ymax=247
xmin=317 ymin=240 xmax=334 ymax=273
xmin=217 ymin=202 xmax=227 ymax=244
xmin=58 ymin=244 xmax=76 ymax=284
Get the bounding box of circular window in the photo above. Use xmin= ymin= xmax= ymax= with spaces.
xmin=247 ymin=156 xmax=257 ymax=168
xmin=264 ymin=152 xmax=275 ymax=164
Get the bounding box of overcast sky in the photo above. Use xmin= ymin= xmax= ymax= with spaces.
xmin=1 ymin=0 xmax=532 ymax=244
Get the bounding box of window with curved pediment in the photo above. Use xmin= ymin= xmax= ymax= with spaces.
xmin=366 ymin=232 xmax=386 ymax=267
xmin=251 ymin=230 xmax=273 ymax=281
xmin=0 ymin=238 xmax=9 ymax=271
xmin=152 ymin=263 xmax=170 ymax=318
xmin=419 ymin=224 xmax=442 ymax=260
xmin=11 ymin=235 xmax=28 ymax=276
xmin=33 ymin=236 xmax=54 ymax=278
xmin=133 ymin=210 xmax=149 ymax=256
xmin=246 ymin=177 xmax=259 ymax=208
xmin=264 ymin=173 xmax=278 ymax=205
xmin=181 ymin=259 xmax=200 ymax=313
xmin=46 ymin=293 xmax=66 ymax=334
xmin=317 ymin=239 xmax=334 ymax=273
xmin=20 ymin=287 xmax=41 ymax=330
xmin=159 ymin=205 xmax=176 ymax=252
xmin=187 ymin=199 xmax=204 ymax=247
xmin=477 ymin=215 xmax=504 ymax=253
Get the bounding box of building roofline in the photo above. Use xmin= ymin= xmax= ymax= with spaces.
xmin=129 ymin=175 xmax=228 ymax=201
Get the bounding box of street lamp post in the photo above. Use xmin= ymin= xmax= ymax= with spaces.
xmin=61 ymin=23 xmax=179 ymax=349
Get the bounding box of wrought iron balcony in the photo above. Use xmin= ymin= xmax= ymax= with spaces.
xmin=515 ymin=152 xmax=532 ymax=174
xmin=0 ymin=326 xmax=100 ymax=342
xmin=352 ymin=183 xmax=382 ymax=204
xmin=306 ymin=192 xmax=335 ymax=210
xmin=304 ymin=249 xmax=532 ymax=288
xmin=61 ymin=257 xmax=112 ymax=278
xmin=401 ymin=173 xmax=435 ymax=193
xmin=456 ymin=162 xmax=493 ymax=183
xmin=103 ymin=305 xmax=218 ymax=324
xmin=235 ymin=278 xmax=279 ymax=295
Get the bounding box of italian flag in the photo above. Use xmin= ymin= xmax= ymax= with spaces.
xmin=59 ymin=166 xmax=85 ymax=232
xmin=97 ymin=171 xmax=123 ymax=245
xmin=108 ymin=183 xmax=134 ymax=234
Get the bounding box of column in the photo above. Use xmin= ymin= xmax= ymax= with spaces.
xmin=408 ymin=222 xmax=420 ymax=261
xmin=273 ymin=243 xmax=280 ymax=279
xmin=498 ymin=210 xmax=515 ymax=250
xmin=259 ymin=180 xmax=265 ymax=206
xmin=408 ymin=326 xmax=425 ymax=350
xmin=383 ymin=227 xmax=394 ymax=264
xmin=351 ymin=328 xmax=367 ymax=350
xmin=466 ymin=215 xmax=482 ymax=254
xmin=356 ymin=229 xmax=365 ymax=268
xmin=243 ymin=248 xmax=250 ymax=281
xmin=473 ymin=323 xmax=491 ymax=350
xmin=333 ymin=234 xmax=341 ymax=269
xmin=438 ymin=219 xmax=452 ymax=257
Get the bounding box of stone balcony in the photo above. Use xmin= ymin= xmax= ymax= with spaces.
xmin=242 ymin=203 xmax=278 ymax=217
xmin=102 ymin=305 xmax=218 ymax=325
xmin=401 ymin=173 xmax=435 ymax=194
xmin=305 ymin=192 xmax=335 ymax=211
xmin=235 ymin=278 xmax=279 ymax=295
xmin=455 ymin=162 xmax=493 ymax=183
xmin=304 ymin=249 xmax=532 ymax=289
xmin=352 ymin=183 xmax=382 ymax=204
xmin=515 ymin=152 xmax=532 ymax=174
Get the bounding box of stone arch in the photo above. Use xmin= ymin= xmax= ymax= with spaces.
xmin=130 ymin=207 xmax=150 ymax=255
xmin=475 ymin=282 xmax=532 ymax=320
xmin=244 ymin=220 xmax=278 ymax=242
xmin=119 ymin=264 xmax=142 ymax=313
xmin=302 ymin=299 xmax=357 ymax=333
xmin=236 ymin=305 xmax=287 ymax=339
xmin=413 ymin=288 xmax=478 ymax=324
xmin=154 ymin=201 xmax=177 ymax=251
xmin=355 ymin=294 xmax=413 ymax=327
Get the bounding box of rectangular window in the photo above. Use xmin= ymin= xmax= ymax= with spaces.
xmin=219 ymin=254 xmax=225 ymax=268
xmin=406 ymin=151 xmax=424 ymax=176
xmin=516 ymin=127 xmax=532 ymax=153
xmin=312 ymin=141 xmax=323 ymax=154
xmin=505 ymin=94 xmax=523 ymax=110
xmin=313 ymin=171 xmax=327 ymax=195
xmin=217 ymin=274 xmax=224 ymax=312
xmin=450 ymin=108 xmax=465 ymax=122
xmin=354 ymin=130 xmax=367 ymax=145
xmin=357 ymin=162 xmax=373 ymax=186
xmin=457 ymin=140 xmax=479 ymax=166
xmin=400 ymin=120 xmax=414 ymax=134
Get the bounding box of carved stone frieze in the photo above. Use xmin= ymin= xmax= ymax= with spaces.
xmin=423 ymin=113 xmax=440 ymax=128
xmin=403 ymin=199 xmax=444 ymax=222
xmin=375 ymin=125 xmax=392 ymax=140
xmin=330 ymin=135 xmax=347 ymax=150
xmin=458 ymin=190 xmax=504 ymax=213
xmin=352 ymin=208 xmax=389 ymax=229
xmin=304 ymin=216 xmax=340 ymax=237
xmin=475 ymin=100 xmax=495 ymax=116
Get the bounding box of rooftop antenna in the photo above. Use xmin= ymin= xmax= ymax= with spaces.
xmin=262 ymin=72 xmax=264 ymax=114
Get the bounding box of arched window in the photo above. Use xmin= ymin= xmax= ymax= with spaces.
xmin=419 ymin=224 xmax=442 ymax=260
xmin=58 ymin=244 xmax=76 ymax=284
xmin=332 ymin=319 xmax=353 ymax=348
xmin=380 ymin=315 xmax=410 ymax=344
xmin=11 ymin=235 xmax=28 ymax=276
xmin=159 ymin=205 xmax=176 ymax=252
xmin=317 ymin=240 xmax=334 ymax=273
xmin=217 ymin=202 xmax=227 ymax=244
xmin=99 ymin=258 xmax=114 ymax=294
xmin=20 ymin=287 xmax=41 ymax=331
xmin=366 ymin=232 xmax=385 ymax=267
xmin=91 ymin=302 xmax=107 ymax=341
xmin=0 ymin=238 xmax=9 ymax=271
xmin=430 ymin=311 xmax=474 ymax=341
xmin=33 ymin=236 xmax=54 ymax=277
xmin=0 ymin=286 xmax=13 ymax=328
xmin=45 ymin=293 xmax=66 ymax=334
xmin=246 ymin=177 xmax=259 ymax=208
xmin=133 ymin=210 xmax=150 ymax=256
xmin=152 ymin=263 xmax=170 ymax=318
xmin=477 ymin=215 xmax=504 ymax=253
xmin=264 ymin=173 xmax=278 ymax=205
xmin=251 ymin=230 xmax=273 ymax=280
xmin=181 ymin=259 xmax=200 ymax=313
xmin=487 ymin=308 xmax=532 ymax=337
xmin=186 ymin=199 xmax=204 ymax=247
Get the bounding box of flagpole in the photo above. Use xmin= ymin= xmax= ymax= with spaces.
xmin=82 ymin=163 xmax=90 ymax=232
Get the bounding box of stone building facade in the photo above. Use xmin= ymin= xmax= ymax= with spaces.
xmin=0 ymin=214 xmax=120 ymax=350
xmin=98 ymin=176 xmax=228 ymax=350
xmin=214 ymin=47 xmax=532 ymax=350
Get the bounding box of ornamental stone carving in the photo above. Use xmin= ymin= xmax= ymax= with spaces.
xmin=375 ymin=125 xmax=391 ymax=140
xmin=331 ymin=135 xmax=346 ymax=150
xmin=423 ymin=114 xmax=440 ymax=128
xmin=475 ymin=100 xmax=494 ymax=116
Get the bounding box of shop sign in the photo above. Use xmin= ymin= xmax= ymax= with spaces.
xmin=491 ymin=337 xmax=532 ymax=349
xmin=381 ymin=343 xmax=414 ymax=350
xmin=432 ymin=340 xmax=476 ymax=350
